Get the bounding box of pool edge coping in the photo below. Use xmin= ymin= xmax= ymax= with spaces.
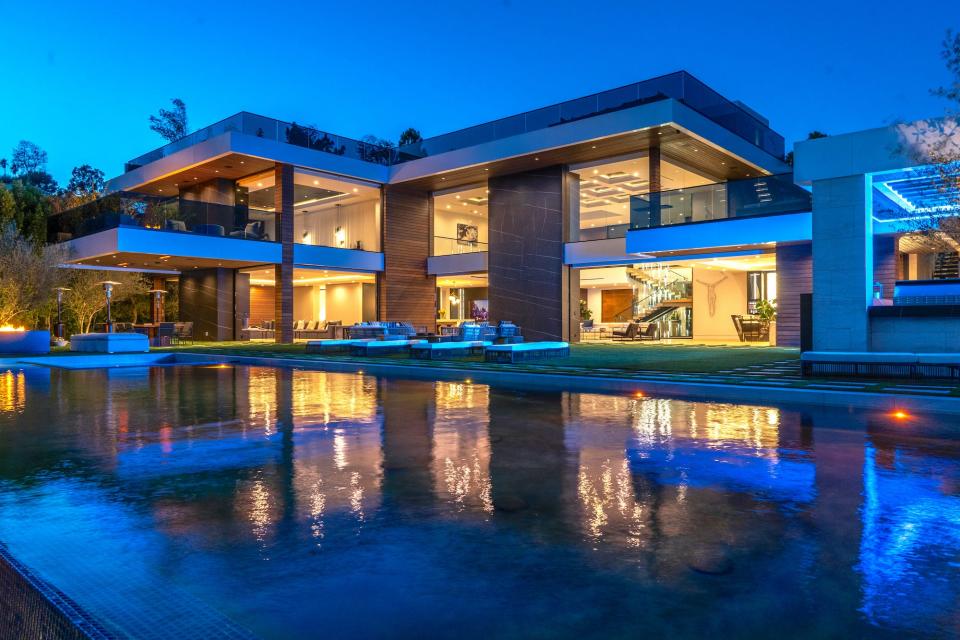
xmin=173 ymin=352 xmax=960 ymax=415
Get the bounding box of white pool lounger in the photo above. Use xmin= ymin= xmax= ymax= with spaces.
xmin=484 ymin=341 xmax=570 ymax=364
xmin=305 ymin=339 xmax=372 ymax=354
xmin=410 ymin=341 xmax=491 ymax=359
xmin=350 ymin=339 xmax=427 ymax=356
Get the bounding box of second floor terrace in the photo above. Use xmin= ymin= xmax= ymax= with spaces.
xmin=122 ymin=72 xmax=787 ymax=179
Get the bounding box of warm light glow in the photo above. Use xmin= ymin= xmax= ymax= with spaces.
xmin=633 ymin=391 xmax=645 ymax=398
xmin=0 ymin=325 xmax=26 ymax=332
xmin=891 ymin=410 xmax=911 ymax=420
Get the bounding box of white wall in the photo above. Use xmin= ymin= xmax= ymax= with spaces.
xmin=325 ymin=283 xmax=364 ymax=325
xmin=295 ymin=199 xmax=380 ymax=251
xmin=586 ymin=289 xmax=603 ymax=324
xmin=691 ymin=268 xmax=747 ymax=340
xmin=293 ymin=285 xmax=324 ymax=321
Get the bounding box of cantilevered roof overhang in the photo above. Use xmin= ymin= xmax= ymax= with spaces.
xmin=106 ymin=131 xmax=391 ymax=196
xmin=108 ymin=98 xmax=790 ymax=198
xmin=387 ymin=99 xmax=790 ymax=191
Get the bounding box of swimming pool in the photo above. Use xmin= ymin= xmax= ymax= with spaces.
xmin=0 ymin=364 xmax=957 ymax=638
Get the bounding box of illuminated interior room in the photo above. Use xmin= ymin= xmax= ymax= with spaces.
xmin=436 ymin=273 xmax=489 ymax=327
xmin=432 ymin=184 xmax=488 ymax=256
xmin=242 ymin=266 xmax=377 ymax=334
xmin=578 ymin=253 xmax=777 ymax=343
xmin=238 ymin=169 xmax=381 ymax=251
xmin=570 ymin=153 xmax=720 ymax=241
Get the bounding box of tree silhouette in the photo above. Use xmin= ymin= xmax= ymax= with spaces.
xmin=149 ymin=98 xmax=188 ymax=142
xmin=10 ymin=140 xmax=47 ymax=175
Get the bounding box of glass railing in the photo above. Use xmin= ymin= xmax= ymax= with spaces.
xmin=628 ymin=173 xmax=810 ymax=230
xmin=398 ymin=71 xmax=785 ymax=161
xmin=125 ymin=113 xmax=398 ymax=171
xmin=432 ymin=236 xmax=488 ymax=256
xmin=576 ymin=224 xmax=630 ymax=241
xmin=125 ymin=73 xmax=785 ymax=173
xmin=48 ymin=192 xmax=277 ymax=244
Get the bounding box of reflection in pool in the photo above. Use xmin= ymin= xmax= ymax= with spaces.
xmin=0 ymin=365 xmax=957 ymax=639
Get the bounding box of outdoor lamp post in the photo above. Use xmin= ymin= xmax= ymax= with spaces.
xmin=54 ymin=287 xmax=70 ymax=343
xmin=148 ymin=289 xmax=166 ymax=324
xmin=98 ymin=281 xmax=122 ymax=333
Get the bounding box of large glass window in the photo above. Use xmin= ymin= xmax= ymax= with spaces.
xmin=237 ymin=169 xmax=381 ymax=251
xmin=433 ymin=185 xmax=488 ymax=256
xmin=240 ymin=267 xmax=377 ymax=335
xmin=436 ymin=273 xmax=488 ymax=327
xmin=570 ymin=154 xmax=719 ymax=241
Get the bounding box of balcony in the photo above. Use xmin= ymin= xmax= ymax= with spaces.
xmin=48 ymin=192 xmax=276 ymax=244
xmin=397 ymin=71 xmax=786 ymax=161
xmin=629 ymin=174 xmax=810 ymax=230
xmin=433 ymin=236 xmax=488 ymax=256
xmin=125 ymin=113 xmax=398 ymax=172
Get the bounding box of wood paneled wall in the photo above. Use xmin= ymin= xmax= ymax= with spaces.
xmin=274 ymin=163 xmax=295 ymax=343
xmin=776 ymin=243 xmax=812 ymax=347
xmin=249 ymin=285 xmax=275 ymax=326
xmin=379 ymin=186 xmax=436 ymax=331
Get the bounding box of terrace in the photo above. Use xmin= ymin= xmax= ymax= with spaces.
xmin=122 ymin=71 xmax=787 ymax=176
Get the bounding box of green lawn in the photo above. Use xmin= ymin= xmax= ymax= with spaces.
xmin=156 ymin=341 xmax=799 ymax=375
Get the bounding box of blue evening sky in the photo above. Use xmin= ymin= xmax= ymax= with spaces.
xmin=1 ymin=0 xmax=957 ymax=183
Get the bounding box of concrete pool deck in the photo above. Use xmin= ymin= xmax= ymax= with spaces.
xmin=5 ymin=349 xmax=958 ymax=415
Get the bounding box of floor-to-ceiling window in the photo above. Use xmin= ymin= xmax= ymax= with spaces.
xmin=569 ymin=153 xmax=721 ymax=241
xmin=432 ymin=184 xmax=488 ymax=255
xmin=237 ymin=169 xmax=381 ymax=251
xmin=240 ymin=266 xmax=377 ymax=332
xmin=436 ymin=273 xmax=488 ymax=328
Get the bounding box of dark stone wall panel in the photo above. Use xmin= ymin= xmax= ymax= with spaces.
xmin=488 ymin=166 xmax=566 ymax=341
xmin=776 ymin=243 xmax=812 ymax=347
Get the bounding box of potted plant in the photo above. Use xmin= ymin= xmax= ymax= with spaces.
xmin=755 ymin=299 xmax=777 ymax=344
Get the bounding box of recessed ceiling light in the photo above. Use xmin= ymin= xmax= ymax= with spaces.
xmin=313 ymin=180 xmax=319 ymax=185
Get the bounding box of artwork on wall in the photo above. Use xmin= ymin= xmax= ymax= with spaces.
xmin=694 ymin=273 xmax=727 ymax=317
xmin=457 ymin=223 xmax=479 ymax=244
xmin=471 ymin=299 xmax=489 ymax=322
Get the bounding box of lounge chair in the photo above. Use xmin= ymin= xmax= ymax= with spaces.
xmin=638 ymin=323 xmax=660 ymax=341
xmin=494 ymin=321 xmax=523 ymax=344
xmin=410 ymin=340 xmax=490 ymax=360
xmin=611 ymin=322 xmax=640 ymax=341
xmin=305 ymin=339 xmax=371 ymax=354
xmin=484 ymin=341 xmax=570 ymax=363
xmin=350 ymin=339 xmax=426 ymax=356
xmin=174 ymin=321 xmax=194 ymax=344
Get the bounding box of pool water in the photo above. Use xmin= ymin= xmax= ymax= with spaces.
xmin=0 ymin=364 xmax=958 ymax=639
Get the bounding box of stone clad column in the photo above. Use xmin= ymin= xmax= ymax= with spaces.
xmin=274 ymin=163 xmax=295 ymax=343
xmin=811 ymin=174 xmax=873 ymax=352
xmin=488 ymin=165 xmax=569 ymax=341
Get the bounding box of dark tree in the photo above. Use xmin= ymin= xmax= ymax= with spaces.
xmin=358 ymin=135 xmax=395 ymax=165
xmin=66 ymin=164 xmax=105 ymax=197
xmin=398 ymin=127 xmax=423 ymax=146
xmin=10 ymin=140 xmax=47 ymax=175
xmin=0 ymin=159 xmax=6 ymax=176
xmin=149 ymin=98 xmax=188 ymax=142
xmin=18 ymin=171 xmax=59 ymax=196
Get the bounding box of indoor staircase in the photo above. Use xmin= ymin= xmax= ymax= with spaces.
xmin=933 ymin=252 xmax=960 ymax=280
